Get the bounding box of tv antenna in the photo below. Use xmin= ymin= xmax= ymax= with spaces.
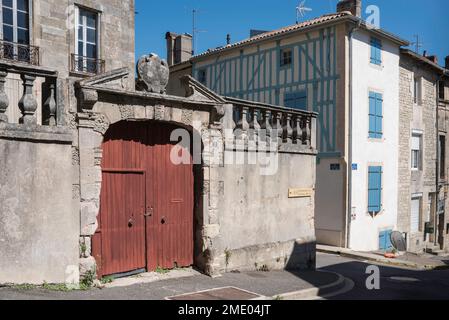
xmin=192 ymin=9 xmax=207 ymax=56
xmin=296 ymin=0 xmax=312 ymax=24
xmin=411 ymin=34 xmax=423 ymax=54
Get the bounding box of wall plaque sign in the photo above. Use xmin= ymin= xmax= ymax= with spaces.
xmin=288 ymin=188 xmax=313 ymax=198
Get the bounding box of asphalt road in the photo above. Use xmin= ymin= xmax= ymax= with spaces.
xmin=316 ymin=252 xmax=449 ymax=300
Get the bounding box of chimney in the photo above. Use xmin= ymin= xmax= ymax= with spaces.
xmin=165 ymin=32 xmax=193 ymax=66
xmin=426 ymin=55 xmax=438 ymax=64
xmin=337 ymin=0 xmax=362 ymax=18
xmin=165 ymin=32 xmax=177 ymax=66
xmin=226 ymin=34 xmax=231 ymax=46
xmin=445 ymin=56 xmax=449 ymax=69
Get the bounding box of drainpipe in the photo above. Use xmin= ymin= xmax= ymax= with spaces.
xmin=346 ymin=20 xmax=362 ymax=249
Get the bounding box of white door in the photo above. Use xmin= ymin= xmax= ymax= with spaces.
xmin=410 ymin=197 xmax=421 ymax=233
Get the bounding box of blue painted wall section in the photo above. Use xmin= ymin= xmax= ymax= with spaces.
xmin=192 ymin=26 xmax=340 ymax=154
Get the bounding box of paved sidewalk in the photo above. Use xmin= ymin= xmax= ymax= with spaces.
xmin=0 ymin=269 xmax=344 ymax=300
xmin=317 ymin=245 xmax=449 ymax=270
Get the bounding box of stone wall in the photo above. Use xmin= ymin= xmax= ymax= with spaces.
xmin=0 ymin=124 xmax=76 ymax=285
xmin=398 ymin=55 xmax=438 ymax=253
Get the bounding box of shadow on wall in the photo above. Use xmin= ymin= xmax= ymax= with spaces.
xmin=285 ymin=241 xmax=317 ymax=271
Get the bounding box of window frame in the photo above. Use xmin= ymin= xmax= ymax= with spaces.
xmin=370 ymin=37 xmax=382 ymax=66
xmin=284 ymin=90 xmax=307 ymax=111
xmin=279 ymin=48 xmax=292 ymax=68
xmin=198 ymin=68 xmax=207 ymax=85
xmin=411 ymin=133 xmax=422 ymax=171
xmin=368 ymin=91 xmax=383 ymax=139
xmin=74 ymin=6 xmax=100 ymax=60
xmin=0 ymin=0 xmax=32 ymax=45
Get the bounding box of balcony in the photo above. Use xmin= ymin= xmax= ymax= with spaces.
xmin=0 ymin=40 xmax=40 ymax=66
xmin=71 ymin=54 xmax=105 ymax=75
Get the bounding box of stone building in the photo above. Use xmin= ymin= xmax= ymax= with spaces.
xmin=0 ymin=1 xmax=318 ymax=284
xmin=398 ymin=50 xmax=441 ymax=253
xmin=167 ymin=0 xmax=410 ymax=251
xmin=437 ymin=57 xmax=449 ymax=253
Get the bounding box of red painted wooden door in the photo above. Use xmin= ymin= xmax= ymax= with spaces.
xmin=146 ymin=122 xmax=194 ymax=270
xmin=98 ymin=171 xmax=146 ymax=277
xmin=95 ymin=121 xmax=194 ymax=277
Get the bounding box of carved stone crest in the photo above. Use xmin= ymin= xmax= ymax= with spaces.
xmin=136 ymin=53 xmax=169 ymax=94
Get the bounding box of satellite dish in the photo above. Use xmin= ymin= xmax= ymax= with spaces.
xmin=390 ymin=231 xmax=407 ymax=252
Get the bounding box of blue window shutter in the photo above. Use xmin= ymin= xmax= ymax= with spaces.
xmin=368 ymin=166 xmax=382 ymax=213
xmin=370 ymin=37 xmax=382 ymax=65
xmin=369 ymin=93 xmax=376 ymax=138
xmin=375 ymin=93 xmax=383 ymax=138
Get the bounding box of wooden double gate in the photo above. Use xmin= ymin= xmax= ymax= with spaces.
xmin=92 ymin=121 xmax=195 ymax=277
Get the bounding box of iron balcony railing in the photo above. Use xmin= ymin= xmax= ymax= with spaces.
xmin=0 ymin=40 xmax=40 ymax=66
xmin=71 ymin=54 xmax=105 ymax=75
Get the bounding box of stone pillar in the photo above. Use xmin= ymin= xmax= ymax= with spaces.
xmin=0 ymin=70 xmax=9 ymax=123
xmin=18 ymin=74 xmax=38 ymax=125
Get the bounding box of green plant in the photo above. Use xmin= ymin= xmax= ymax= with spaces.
xmin=13 ymin=284 xmax=38 ymax=291
xmin=101 ymin=276 xmax=114 ymax=285
xmin=273 ymin=295 xmax=284 ymax=301
xmin=42 ymin=282 xmax=72 ymax=292
xmin=155 ymin=266 xmax=170 ymax=274
xmin=257 ymin=264 xmax=270 ymax=272
xmin=224 ymin=248 xmax=232 ymax=270
xmin=80 ymin=243 xmax=87 ymax=256
xmin=80 ymin=269 xmax=96 ymax=289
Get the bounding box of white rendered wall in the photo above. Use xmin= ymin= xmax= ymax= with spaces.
xmin=348 ymin=30 xmax=400 ymax=251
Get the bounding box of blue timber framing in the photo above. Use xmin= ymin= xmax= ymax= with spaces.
xmin=192 ymin=26 xmax=340 ymax=154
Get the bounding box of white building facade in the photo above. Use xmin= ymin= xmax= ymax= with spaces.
xmin=348 ymin=29 xmax=401 ymax=251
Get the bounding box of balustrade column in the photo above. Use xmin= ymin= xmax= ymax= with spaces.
xmin=293 ymin=115 xmax=301 ymax=144
xmin=284 ymin=113 xmax=293 ymax=144
xmin=18 ymin=74 xmax=38 ymax=125
xmin=249 ymin=107 xmax=261 ymax=143
xmin=0 ymin=70 xmax=9 ymax=123
xmin=260 ymin=109 xmax=272 ymax=142
xmin=43 ymin=83 xmax=57 ymax=126
xmin=272 ymin=111 xmax=283 ymax=145
xmin=235 ymin=106 xmax=249 ymax=140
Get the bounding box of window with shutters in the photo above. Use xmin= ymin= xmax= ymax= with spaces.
xmin=280 ymin=48 xmax=292 ymax=67
xmin=284 ymin=90 xmax=307 ymax=111
xmin=368 ymin=166 xmax=383 ymax=214
xmin=411 ymin=134 xmax=422 ymax=170
xmin=369 ymin=92 xmax=383 ymax=139
xmin=370 ymin=37 xmax=382 ymax=65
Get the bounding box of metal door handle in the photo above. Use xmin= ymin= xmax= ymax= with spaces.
xmin=128 ymin=218 xmax=134 ymax=228
xmin=161 ymin=217 xmax=166 ymax=225
xmin=145 ymin=207 xmax=154 ymax=217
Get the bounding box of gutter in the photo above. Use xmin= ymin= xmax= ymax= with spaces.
xmin=345 ymin=19 xmax=362 ymax=249
xmin=435 ymin=74 xmax=444 ymax=247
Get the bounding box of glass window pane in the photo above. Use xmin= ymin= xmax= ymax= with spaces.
xmin=17 ymin=29 xmax=29 ymax=44
xmin=17 ymin=0 xmax=29 ymax=12
xmin=78 ymin=41 xmax=84 ymax=55
xmin=85 ymin=12 xmax=97 ymax=28
xmin=86 ymin=43 xmax=96 ymax=58
xmin=2 ymin=8 xmax=13 ymax=25
xmin=86 ymin=28 xmax=96 ymax=44
xmin=78 ymin=26 xmax=83 ymax=40
xmin=2 ymin=25 xmax=13 ymax=41
xmin=17 ymin=12 xmax=29 ymax=29
xmin=3 ymin=0 xmax=13 ymax=8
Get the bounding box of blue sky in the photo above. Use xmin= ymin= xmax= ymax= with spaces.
xmin=135 ymin=0 xmax=449 ymax=66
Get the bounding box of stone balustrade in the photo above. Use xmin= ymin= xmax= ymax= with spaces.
xmin=226 ymin=97 xmax=317 ymax=151
xmin=0 ymin=63 xmax=58 ymax=126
